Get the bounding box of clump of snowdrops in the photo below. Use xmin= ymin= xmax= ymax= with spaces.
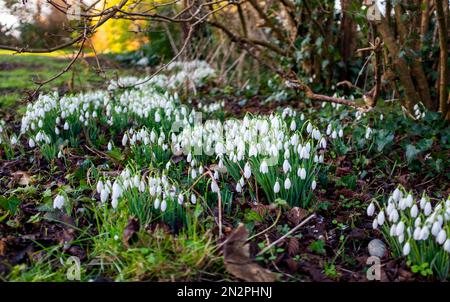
xmin=368 ymin=186 xmax=450 ymax=280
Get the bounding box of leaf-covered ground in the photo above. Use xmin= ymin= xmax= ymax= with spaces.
xmin=0 ymin=55 xmax=449 ymax=282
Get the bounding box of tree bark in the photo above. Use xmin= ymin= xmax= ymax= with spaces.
xmin=435 ymin=0 xmax=449 ymax=116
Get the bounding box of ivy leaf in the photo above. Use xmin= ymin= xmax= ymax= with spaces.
xmin=405 ymin=144 xmax=420 ymax=162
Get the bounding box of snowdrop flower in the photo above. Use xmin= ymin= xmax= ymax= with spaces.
xmin=365 ymin=127 xmax=372 ymax=139
xmin=282 ymin=160 xmax=291 ymax=174
xmin=28 ymin=138 xmax=35 ymax=148
xmin=420 ymin=226 xmax=430 ymax=240
xmin=444 ymin=239 xmax=450 ymax=252
xmin=190 ymin=194 xmax=197 ymax=204
xmin=96 ymin=181 xmax=104 ymax=194
xmin=259 ymin=161 xmax=269 ymax=174
xmin=10 ymin=136 xmax=17 ymax=145
xmin=424 ymin=202 xmax=432 ymax=216
xmin=311 ymin=179 xmax=317 ymax=190
xmin=298 ymin=167 xmax=307 ymax=180
xmin=161 ymin=200 xmax=167 ymax=212
xmin=64 ymin=121 xmax=69 ymax=130
xmin=53 ymin=194 xmax=65 ymax=210
xmin=331 ymin=130 xmax=337 ymax=139
xmin=377 ymin=211 xmax=385 ymax=226
xmin=413 ymin=227 xmax=422 ymax=240
xmin=154 ymin=198 xmax=161 ymax=209
xmin=274 ymin=181 xmax=280 ymax=194
xmin=178 ymin=193 xmax=184 ymax=205
xmin=306 ymin=122 xmax=313 ymax=133
xmin=211 ymin=181 xmax=220 ymax=193
xmin=431 ymin=221 xmax=441 ymax=236
xmin=284 ymin=178 xmax=291 ymax=190
xmin=244 ymin=162 xmax=251 ymax=179
xmin=155 ymin=111 xmax=161 ymax=123
xmin=290 ymin=120 xmax=296 ymax=131
xmin=100 ymin=189 xmax=109 ymax=204
xmin=372 ymin=219 xmax=378 ymax=229
xmin=396 ymin=221 xmax=405 ymax=236
xmin=402 ymin=242 xmax=411 ymax=256
xmin=393 ymin=188 xmax=401 ymax=202
xmin=107 ymin=141 xmax=113 ymax=151
xmin=437 ymin=229 xmax=447 ymax=245
xmin=122 ymin=134 xmax=128 ymax=146
xmin=338 ymin=129 xmax=344 ymax=138
xmin=236 ymin=182 xmax=242 ymax=193
xmin=367 ymin=202 xmax=375 ymax=216
xmin=410 ymin=204 xmax=419 ymax=218
xmin=389 ymin=209 xmax=399 ymax=223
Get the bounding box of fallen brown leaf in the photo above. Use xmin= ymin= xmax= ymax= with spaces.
xmin=123 ymin=217 xmax=139 ymax=248
xmin=224 ymin=223 xmax=277 ymax=282
xmin=286 ymin=207 xmax=308 ymax=226
xmin=287 ymin=237 xmax=299 ymax=256
xmin=11 ymin=171 xmax=31 ymax=186
xmin=0 ymin=239 xmax=6 ymax=256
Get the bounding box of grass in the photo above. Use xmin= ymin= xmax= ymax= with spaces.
xmin=0 ymin=52 xmax=131 ymax=113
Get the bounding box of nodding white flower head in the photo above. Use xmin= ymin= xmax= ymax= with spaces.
xmin=161 ymin=199 xmax=167 ymax=212
xmin=306 ymin=122 xmax=313 ymax=133
xmin=437 ymin=229 xmax=447 ymax=245
xmin=298 ymin=167 xmax=307 ymax=180
xmin=444 ymin=239 xmax=450 ymax=252
xmin=402 ymin=242 xmax=411 ymax=256
xmin=389 ymin=209 xmax=399 ymax=223
xmin=283 ymin=159 xmax=291 ymax=174
xmin=100 ymin=188 xmax=109 ymax=204
xmin=28 ymin=138 xmax=35 ymax=148
xmin=96 ymin=181 xmax=104 ymax=194
xmin=111 ymin=197 xmax=118 ymax=209
xmin=365 ymin=127 xmax=372 ymax=139
xmin=178 ymin=193 xmax=184 ymax=205
xmin=53 ymin=194 xmax=65 ymax=210
xmin=367 ymin=202 xmax=375 ymax=216
xmin=396 ymin=221 xmax=405 ymax=236
xmin=244 ymin=162 xmax=251 ymax=179
xmin=154 ymin=198 xmax=161 ymax=209
xmin=274 ymin=181 xmax=280 ymax=194
xmin=431 ymin=221 xmax=442 ymax=236
xmin=107 ymin=141 xmax=113 ymax=151
xmin=190 ymin=194 xmax=197 ymax=204
xmin=393 ymin=188 xmax=401 ymax=202
xmin=236 ymin=182 xmax=242 ymax=193
xmin=311 ymin=179 xmax=317 ymax=190
xmin=405 ymin=194 xmax=413 ymax=207
xmin=320 ymin=137 xmax=327 ymax=149
xmin=372 ymin=218 xmax=378 ymax=229
xmin=420 ymin=226 xmax=430 ymax=240
xmin=420 ymin=197 xmax=427 ymax=209
xmin=410 ymin=204 xmax=419 ymax=218
xmin=155 ymin=111 xmax=161 ymax=123
xmin=122 ymin=134 xmax=128 ymax=146
xmin=259 ymin=161 xmax=269 ymax=174
xmin=413 ymin=227 xmax=422 ymax=240
xmin=211 ymin=181 xmax=220 ymax=193
xmin=338 ymin=129 xmax=344 ymax=138
xmin=377 ymin=211 xmax=385 ymax=226
xmin=63 ymin=121 xmax=69 ymax=130
xmin=284 ymin=178 xmax=291 ymax=190
xmin=424 ymin=202 xmax=432 ymax=216
xmin=290 ymin=120 xmax=296 ymax=131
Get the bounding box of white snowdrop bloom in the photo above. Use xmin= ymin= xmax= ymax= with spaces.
xmin=100 ymin=189 xmax=109 ymax=204
xmin=311 ymin=179 xmax=317 ymax=190
xmin=273 ymin=181 xmax=280 ymax=194
xmin=178 ymin=193 xmax=184 ymax=205
xmin=300 ymin=113 xmax=305 ymax=121
xmin=420 ymin=226 xmax=430 ymax=240
xmin=320 ymin=137 xmax=327 ymax=149
xmin=424 ymin=202 xmax=432 ymax=216
xmin=377 ymin=211 xmax=385 ymax=226
xmin=57 ymin=150 xmax=63 ymax=159
xmin=244 ymin=162 xmax=251 ymax=179
xmin=367 ymin=202 xmax=375 ymax=216
xmin=191 ymin=168 xmax=197 ymax=179
xmin=211 ymin=181 xmax=220 ymax=193
xmin=283 ymin=160 xmax=291 ymax=174
xmin=111 ymin=181 xmax=123 ymax=201
xmin=214 ymin=170 xmax=219 ymax=180
xmin=236 ymin=182 xmax=242 ymax=193
xmin=161 ymin=200 xmax=167 ymax=212
xmin=372 ymin=219 xmax=378 ymax=229
xmin=319 ymin=154 xmax=324 ymax=163
xmin=155 ymin=111 xmax=161 ymax=123
xmin=290 ymin=120 xmax=296 ymax=131
xmin=390 ymin=224 xmax=396 ymax=236
xmin=298 ymin=167 xmax=307 ymax=180
xmin=187 ymin=152 xmax=192 ymax=163
xmin=107 ymin=141 xmax=113 ymax=151
xmin=331 ymin=130 xmax=337 ymax=139
xmin=410 ymin=204 xmax=419 ymax=218
xmin=122 ymin=134 xmax=128 ymax=146
xmin=96 ymin=181 xmax=104 ymax=194
xmin=414 ymin=217 xmax=421 ymax=228
xmin=413 ymin=227 xmax=422 ymax=240
xmin=402 ymin=242 xmax=411 ymax=256
xmin=393 ymin=188 xmax=401 ymax=202
xmin=398 ymin=234 xmax=405 ymax=244
xmin=420 ymin=197 xmax=426 ymax=209
xmin=326 ymin=124 xmax=332 ymax=136
xmin=284 ymin=178 xmax=292 ymax=190
xmin=437 ymin=229 xmax=447 ymax=245
xmin=405 ymin=194 xmax=413 ymax=207
xmin=365 ymin=127 xmax=372 ymax=139
xmin=53 ymin=195 xmax=65 ymax=210
xmin=389 ymin=209 xmax=399 ymax=223
xmin=306 ymin=122 xmax=313 ymax=133
xmin=28 ymin=138 xmax=35 ymax=148
xmin=338 ymin=129 xmax=344 ymax=138
xmin=444 ymin=239 xmax=450 ymax=252
xmin=198 ymin=165 xmax=204 ymax=174
xmin=396 ymin=221 xmax=405 ymax=236
xmin=10 ymin=136 xmax=17 ymax=145
xmin=190 ymin=194 xmax=197 ymax=204
xmin=431 ymin=221 xmax=441 ymax=236
xmin=259 ymin=161 xmax=269 ymax=174
xmin=154 ymin=198 xmax=161 ymax=209
xmin=55 ymin=127 xmax=60 ymax=135
xmin=38 ymin=119 xmax=43 ymax=128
